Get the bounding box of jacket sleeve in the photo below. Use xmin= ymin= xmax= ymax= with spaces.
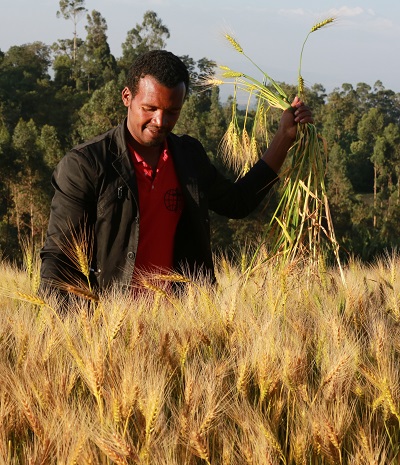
xmin=207 ymin=159 xmax=279 ymax=218
xmin=180 ymin=136 xmax=279 ymax=219
xmin=39 ymin=149 xmax=98 ymax=292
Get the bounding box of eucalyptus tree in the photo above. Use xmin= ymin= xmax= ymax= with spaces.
xmin=0 ymin=42 xmax=52 ymax=128
xmin=82 ymin=10 xmax=117 ymax=92
xmin=56 ymin=0 xmax=87 ymax=65
xmin=321 ymin=83 xmax=361 ymax=152
xmin=0 ymin=118 xmax=15 ymax=255
xmin=369 ymin=118 xmax=400 ymax=234
xmin=178 ymin=55 xmax=196 ymax=92
xmin=204 ymin=87 xmax=226 ymax=158
xmin=119 ymin=10 xmax=170 ymax=71
xmin=173 ymin=93 xmax=203 ymax=142
xmin=0 ymin=44 xmax=59 ymax=254
xmin=39 ymin=125 xmax=64 ymax=171
xmin=370 ymin=80 xmax=400 ymax=123
xmin=351 ymin=107 xmax=385 ymax=228
xmin=174 ymin=57 xmax=223 ymax=149
xmin=378 ymin=122 xmax=400 ymax=245
xmin=322 ymin=82 xmax=400 ymax=258
xmin=76 ymin=79 xmax=125 ymax=141
xmin=52 ymin=38 xmax=84 ymax=89
xmin=319 ymin=83 xmax=369 ymax=213
xmin=11 ymin=119 xmax=50 ymax=245
xmin=190 ymin=57 xmax=218 ymax=110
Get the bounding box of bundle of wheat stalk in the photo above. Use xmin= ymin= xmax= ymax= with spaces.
xmin=205 ymin=18 xmax=345 ymax=284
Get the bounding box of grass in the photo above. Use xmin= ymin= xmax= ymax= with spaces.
xmin=1 ymin=249 xmax=400 ymax=464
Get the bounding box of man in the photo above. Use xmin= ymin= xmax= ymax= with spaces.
xmin=40 ymin=50 xmax=313 ymax=294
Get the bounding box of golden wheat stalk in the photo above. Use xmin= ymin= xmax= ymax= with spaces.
xmin=55 ymin=217 xmax=95 ymax=293
xmin=190 ymin=431 xmax=211 ymax=464
xmin=64 ymin=284 xmax=99 ymax=302
xmin=3 ymin=252 xmax=400 ymax=462
xmin=15 ymin=291 xmax=48 ymax=307
xmin=144 ymin=394 xmax=161 ymax=444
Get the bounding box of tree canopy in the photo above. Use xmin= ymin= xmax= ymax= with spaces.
xmin=0 ymin=7 xmax=399 ymax=264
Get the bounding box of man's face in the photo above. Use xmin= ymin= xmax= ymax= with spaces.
xmin=122 ymin=75 xmax=186 ymax=147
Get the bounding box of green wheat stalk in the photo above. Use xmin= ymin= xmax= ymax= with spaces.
xmin=207 ymin=18 xmax=345 ymax=284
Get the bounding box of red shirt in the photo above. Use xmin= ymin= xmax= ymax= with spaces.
xmin=129 ymin=142 xmax=184 ymax=275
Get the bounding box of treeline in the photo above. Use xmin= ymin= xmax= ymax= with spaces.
xmin=0 ymin=2 xmax=399 ymax=264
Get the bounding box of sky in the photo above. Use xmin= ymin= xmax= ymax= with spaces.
xmin=1 ymin=0 xmax=399 ymax=103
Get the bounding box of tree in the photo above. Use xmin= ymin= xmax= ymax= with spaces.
xmin=321 ymin=83 xmax=361 ymax=151
xmin=52 ymin=38 xmax=83 ymax=89
xmin=325 ymin=144 xmax=359 ymax=258
xmin=81 ymin=10 xmax=117 ymax=92
xmin=0 ymin=43 xmax=52 ymax=128
xmin=174 ymin=57 xmax=221 ymax=144
xmin=39 ymin=124 xmax=64 ymax=170
xmin=172 ymin=93 xmax=203 ymax=141
xmin=119 ymin=11 xmax=170 ymax=70
xmin=0 ymin=117 xmax=18 ymax=257
xmin=370 ymin=80 xmax=400 ymax=122
xmin=11 ymin=119 xmax=51 ymax=245
xmin=57 ymin=0 xmax=87 ymax=65
xmin=204 ymin=87 xmax=226 ymax=160
xmin=352 ymin=107 xmax=385 ymax=225
xmin=370 ymin=123 xmax=400 ymax=239
xmin=179 ymin=55 xmax=196 ymax=91
xmin=76 ymin=79 xmax=125 ymax=140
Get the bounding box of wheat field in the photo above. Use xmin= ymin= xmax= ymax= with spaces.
xmin=0 ymin=249 xmax=399 ymax=464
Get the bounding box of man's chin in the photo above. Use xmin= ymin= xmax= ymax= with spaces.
xmin=141 ymin=138 xmax=164 ymax=147
xmin=145 ymin=127 xmax=168 ymax=139
xmin=143 ymin=133 xmax=167 ymax=146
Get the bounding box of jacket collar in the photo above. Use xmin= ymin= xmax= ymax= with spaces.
xmin=109 ymin=119 xmax=138 ymax=196
xmin=107 ymin=119 xmax=196 ymax=202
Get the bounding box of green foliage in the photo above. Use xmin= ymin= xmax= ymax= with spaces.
xmin=52 ymin=49 xmax=75 ymax=88
xmin=56 ymin=0 xmax=88 ymax=84
xmin=81 ymin=10 xmax=117 ymax=92
xmin=321 ymin=83 xmax=400 ymax=261
xmin=77 ymin=80 xmax=125 ymax=140
xmin=0 ymin=42 xmax=52 ymax=128
xmin=0 ymin=8 xmax=399 ymax=264
xmin=174 ymin=59 xmax=227 ymax=166
xmin=0 ymin=117 xmax=13 ymax=174
xmin=57 ymin=0 xmax=87 ymax=22
xmin=39 ymin=125 xmax=64 ymax=170
xmin=119 ymin=10 xmax=170 ymax=71
xmin=0 ymin=120 xmax=18 ymax=258
xmin=10 ymin=119 xmax=52 ymax=246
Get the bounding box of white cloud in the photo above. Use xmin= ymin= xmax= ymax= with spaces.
xmin=327 ymin=6 xmax=364 ymax=17
xmin=323 ymin=6 xmax=395 ymax=35
xmin=365 ymin=17 xmax=394 ymax=33
xmin=278 ymin=8 xmax=305 ymax=16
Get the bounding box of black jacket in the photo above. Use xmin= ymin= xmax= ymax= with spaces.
xmin=40 ymin=119 xmax=279 ymax=291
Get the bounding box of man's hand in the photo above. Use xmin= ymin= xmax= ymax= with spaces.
xmin=279 ymin=96 xmax=314 ymax=142
xmin=261 ymin=96 xmax=314 ymax=173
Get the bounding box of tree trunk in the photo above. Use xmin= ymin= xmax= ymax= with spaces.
xmin=373 ymin=164 xmax=377 ymax=228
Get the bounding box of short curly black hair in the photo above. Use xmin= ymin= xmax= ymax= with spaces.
xmin=126 ymin=50 xmax=190 ymax=98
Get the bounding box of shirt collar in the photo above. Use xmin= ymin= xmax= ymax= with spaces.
xmin=131 ymin=139 xmax=170 ymax=165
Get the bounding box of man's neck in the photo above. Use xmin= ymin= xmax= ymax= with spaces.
xmin=128 ymin=136 xmax=164 ymax=171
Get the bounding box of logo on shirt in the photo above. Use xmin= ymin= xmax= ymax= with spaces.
xmin=164 ymin=188 xmax=184 ymax=212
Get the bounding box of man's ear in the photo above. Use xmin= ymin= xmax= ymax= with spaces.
xmin=121 ymin=87 xmax=131 ymax=107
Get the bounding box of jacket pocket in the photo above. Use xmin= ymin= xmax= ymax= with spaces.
xmin=97 ymin=185 xmax=126 ymax=217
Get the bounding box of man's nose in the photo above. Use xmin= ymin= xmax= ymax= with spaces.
xmin=152 ymin=110 xmax=167 ymax=127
